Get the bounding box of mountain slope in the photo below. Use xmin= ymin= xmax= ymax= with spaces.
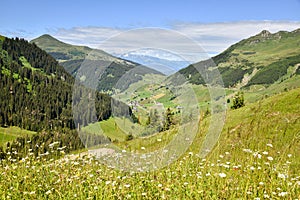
xmin=177 ymin=28 xmax=300 ymax=88
xmin=31 ymin=35 xmax=164 ymax=92
xmin=0 ymin=35 xmax=141 ymax=157
xmin=119 ymin=50 xmax=190 ymax=75
xmin=31 ymin=34 xmax=112 ymax=62
xmin=0 ymin=36 xmax=132 ymax=131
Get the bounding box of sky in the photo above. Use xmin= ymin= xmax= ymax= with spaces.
xmin=1 ymin=0 xmax=300 ymax=60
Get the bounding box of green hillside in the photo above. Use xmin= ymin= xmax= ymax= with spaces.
xmin=178 ymin=28 xmax=300 ymax=88
xmin=0 ymin=36 xmax=135 ymax=157
xmin=31 ymin=34 xmax=93 ymax=61
xmin=1 ymin=86 xmax=299 ymax=199
xmin=0 ymin=126 xmax=36 ymax=146
xmin=1 ymin=29 xmax=300 ymax=199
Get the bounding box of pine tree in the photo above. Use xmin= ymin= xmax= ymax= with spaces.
xmin=231 ymin=92 xmax=245 ymax=109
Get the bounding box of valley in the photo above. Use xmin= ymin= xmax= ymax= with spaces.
xmin=0 ymin=27 xmax=300 ymax=199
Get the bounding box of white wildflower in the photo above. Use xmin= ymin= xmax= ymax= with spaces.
xmin=223 ymin=164 xmax=230 ymax=169
xmin=49 ymin=141 xmax=60 ymax=148
xmin=124 ymin=184 xmax=130 ymax=188
xmin=218 ymin=173 xmax=226 ymax=178
xmin=243 ymin=148 xmax=253 ymax=153
xmin=266 ymin=143 xmax=273 ymax=148
xmin=278 ymin=192 xmax=288 ymax=197
xmin=45 ymin=190 xmax=52 ymax=195
xmin=267 ymin=156 xmax=273 ymax=161
xmin=278 ymin=173 xmax=287 ymax=179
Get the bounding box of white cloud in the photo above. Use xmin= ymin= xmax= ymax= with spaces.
xmin=53 ymin=26 xmax=123 ymax=47
xmin=49 ymin=21 xmax=300 ymax=62
xmin=174 ymin=21 xmax=300 ymax=54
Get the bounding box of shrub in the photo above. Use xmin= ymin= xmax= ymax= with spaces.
xmin=231 ymin=92 xmax=245 ymax=109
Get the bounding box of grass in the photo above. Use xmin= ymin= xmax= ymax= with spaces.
xmin=0 ymin=126 xmax=36 ymax=146
xmin=0 ymin=87 xmax=299 ymax=199
xmin=0 ymin=35 xmax=5 ymax=42
xmin=232 ymin=31 xmax=300 ymax=67
xmin=82 ymin=118 xmax=128 ymax=142
xmin=81 ymin=117 xmax=145 ymax=142
xmin=31 ymin=34 xmax=95 ymax=61
xmin=244 ymin=74 xmax=300 ymax=103
xmin=19 ymin=56 xmax=46 ymax=75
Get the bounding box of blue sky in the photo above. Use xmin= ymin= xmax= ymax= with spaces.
xmin=1 ymin=0 xmax=300 ymax=58
xmin=1 ymin=0 xmax=300 ymax=37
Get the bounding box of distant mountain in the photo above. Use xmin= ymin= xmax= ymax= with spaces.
xmin=31 ymin=35 xmax=164 ymax=92
xmin=119 ymin=50 xmax=190 ymax=75
xmin=176 ymin=28 xmax=300 ymax=88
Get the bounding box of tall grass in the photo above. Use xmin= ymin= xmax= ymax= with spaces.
xmin=0 ymin=88 xmax=299 ymax=199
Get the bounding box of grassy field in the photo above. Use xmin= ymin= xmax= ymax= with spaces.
xmin=0 ymin=87 xmax=299 ymax=199
xmin=244 ymin=75 xmax=300 ymax=103
xmin=0 ymin=126 xmax=36 ymax=146
xmin=81 ymin=118 xmax=128 ymax=142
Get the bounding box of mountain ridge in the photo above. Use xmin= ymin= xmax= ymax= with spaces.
xmin=31 ymin=34 xmax=164 ymax=92
xmin=177 ymin=28 xmax=300 ymax=88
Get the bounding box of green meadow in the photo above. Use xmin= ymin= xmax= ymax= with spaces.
xmin=0 ymin=87 xmax=299 ymax=199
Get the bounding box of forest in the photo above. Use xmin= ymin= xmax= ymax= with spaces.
xmin=0 ymin=36 xmax=133 ymax=159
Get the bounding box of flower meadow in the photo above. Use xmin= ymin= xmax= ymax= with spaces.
xmin=0 ymin=88 xmax=300 ymax=199
xmin=0 ymin=143 xmax=299 ymax=199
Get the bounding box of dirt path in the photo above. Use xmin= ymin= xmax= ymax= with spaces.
xmin=88 ymin=148 xmax=115 ymax=158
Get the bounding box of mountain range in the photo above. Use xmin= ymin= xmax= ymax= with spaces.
xmin=31 ymin=35 xmax=164 ymax=92
xmin=1 ymin=27 xmax=300 ymax=157
xmin=119 ymin=49 xmax=190 ymax=75
xmin=31 ymin=29 xmax=300 ymax=91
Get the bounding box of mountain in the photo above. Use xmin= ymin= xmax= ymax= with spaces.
xmin=31 ymin=34 xmax=120 ymax=62
xmin=177 ymin=28 xmax=300 ymax=88
xmin=0 ymin=36 xmax=136 ymax=154
xmin=31 ymin=35 xmax=164 ymax=92
xmin=119 ymin=50 xmax=190 ymax=75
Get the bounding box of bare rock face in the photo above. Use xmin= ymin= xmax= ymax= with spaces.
xmin=259 ymin=30 xmax=271 ymax=38
xmin=249 ymin=30 xmax=272 ymax=45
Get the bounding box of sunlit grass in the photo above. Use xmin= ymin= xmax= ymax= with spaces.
xmin=0 ymin=87 xmax=299 ymax=199
xmin=0 ymin=126 xmax=36 ymax=146
xmin=0 ymin=141 xmax=299 ymax=199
